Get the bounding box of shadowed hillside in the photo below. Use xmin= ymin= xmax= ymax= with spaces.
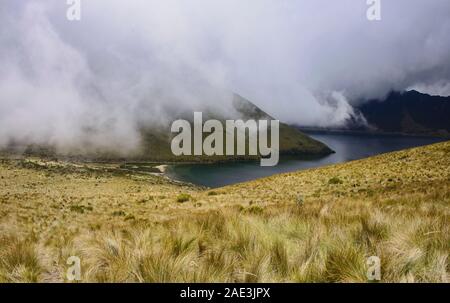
xmin=357 ymin=90 xmax=450 ymax=136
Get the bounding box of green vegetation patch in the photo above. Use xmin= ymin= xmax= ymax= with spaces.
xmin=176 ymin=193 xmax=192 ymax=203
xmin=69 ymin=205 xmax=93 ymax=214
xmin=111 ymin=210 xmax=126 ymax=217
xmin=328 ymin=176 xmax=344 ymax=185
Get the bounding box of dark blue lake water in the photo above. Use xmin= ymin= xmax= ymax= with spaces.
xmin=167 ymin=132 xmax=447 ymax=188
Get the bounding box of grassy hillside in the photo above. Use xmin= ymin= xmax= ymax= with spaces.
xmin=0 ymin=141 xmax=448 ymax=282
xmin=9 ymin=95 xmax=332 ymax=162
xmin=136 ymin=94 xmax=332 ymax=162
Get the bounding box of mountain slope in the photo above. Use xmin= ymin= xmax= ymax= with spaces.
xmin=3 ymin=95 xmax=333 ymax=162
xmin=357 ymin=90 xmax=450 ymax=136
xmin=137 ymin=94 xmax=333 ymax=162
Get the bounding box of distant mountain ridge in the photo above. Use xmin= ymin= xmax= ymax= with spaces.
xmin=357 ymin=90 xmax=450 ymax=137
xmin=298 ymin=90 xmax=450 ymax=137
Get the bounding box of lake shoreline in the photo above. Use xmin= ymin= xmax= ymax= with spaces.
xmin=166 ymin=133 xmax=448 ymax=187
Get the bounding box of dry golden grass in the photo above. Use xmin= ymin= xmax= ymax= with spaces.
xmin=0 ymin=141 xmax=449 ymax=282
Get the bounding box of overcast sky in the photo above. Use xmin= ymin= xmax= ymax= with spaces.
xmin=1 ymin=0 xmax=450 ymax=153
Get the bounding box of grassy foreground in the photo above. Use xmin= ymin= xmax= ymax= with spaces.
xmin=0 ymin=142 xmax=449 ymax=282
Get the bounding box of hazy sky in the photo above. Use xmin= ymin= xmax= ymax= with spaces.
xmin=1 ymin=0 xmax=450 ymax=153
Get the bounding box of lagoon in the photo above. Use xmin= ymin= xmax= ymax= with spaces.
xmin=166 ymin=132 xmax=447 ymax=188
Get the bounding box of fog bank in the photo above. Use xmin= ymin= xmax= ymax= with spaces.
xmin=1 ymin=0 xmax=450 ymax=154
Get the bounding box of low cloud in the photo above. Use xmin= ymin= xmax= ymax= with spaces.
xmin=1 ymin=0 xmax=449 ymax=154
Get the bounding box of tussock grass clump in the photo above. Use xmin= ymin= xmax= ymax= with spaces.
xmin=176 ymin=193 xmax=192 ymax=203
xmin=111 ymin=210 xmax=126 ymax=217
xmin=70 ymin=205 xmax=93 ymax=214
xmin=328 ymin=177 xmax=343 ymax=185
xmin=243 ymin=205 xmax=264 ymax=215
xmin=0 ymin=233 xmax=42 ymax=282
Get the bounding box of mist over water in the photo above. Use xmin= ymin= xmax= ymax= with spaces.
xmin=1 ymin=1 xmax=450 ymax=155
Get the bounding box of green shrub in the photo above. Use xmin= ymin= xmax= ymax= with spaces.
xmin=244 ymin=205 xmax=264 ymax=215
xmin=176 ymin=194 xmax=192 ymax=203
xmin=70 ymin=205 xmax=92 ymax=214
xmin=328 ymin=177 xmax=343 ymax=185
xmin=112 ymin=210 xmax=126 ymax=217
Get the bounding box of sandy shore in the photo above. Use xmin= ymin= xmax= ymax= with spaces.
xmin=154 ymin=164 xmax=168 ymax=173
